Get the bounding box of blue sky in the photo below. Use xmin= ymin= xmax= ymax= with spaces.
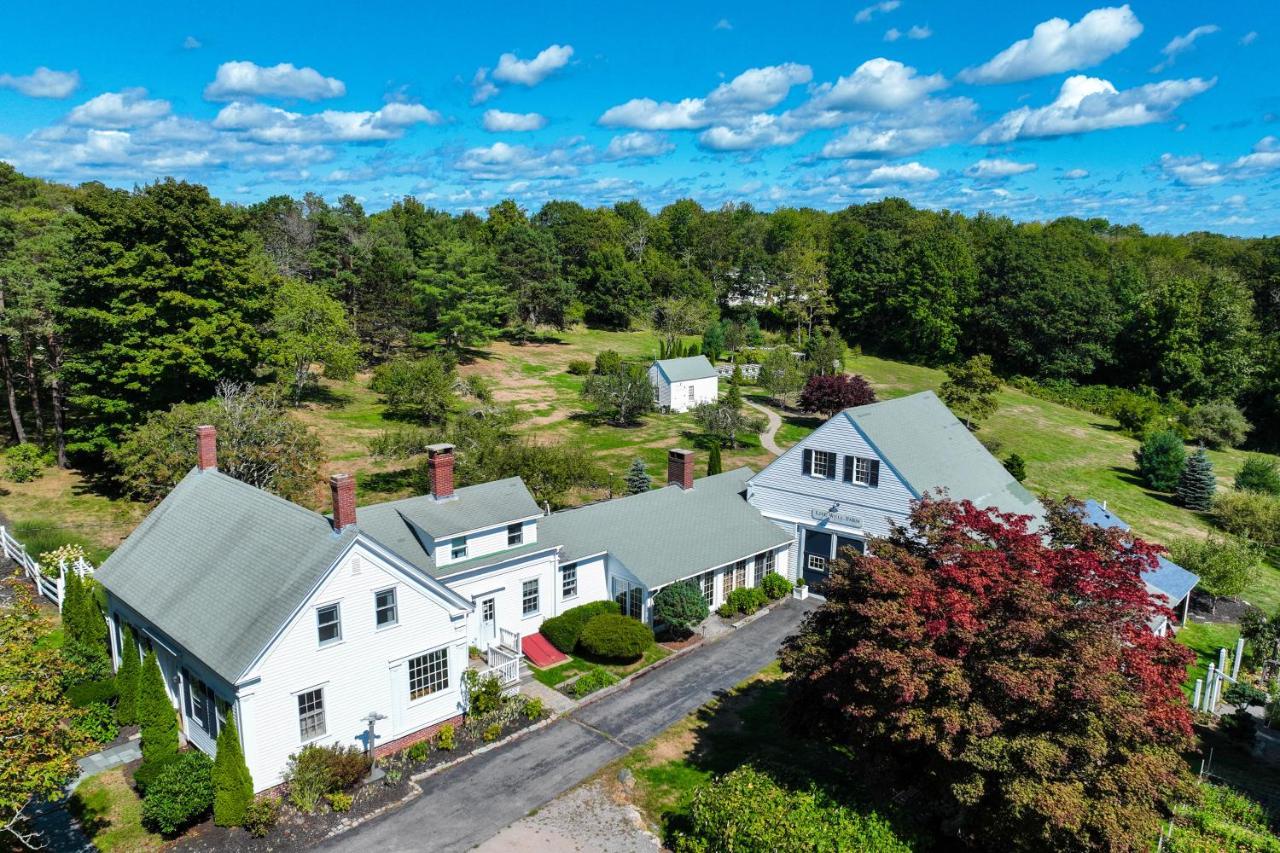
xmin=0 ymin=1 xmax=1275 ymax=234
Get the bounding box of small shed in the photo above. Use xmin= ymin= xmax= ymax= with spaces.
xmin=649 ymin=355 xmax=719 ymax=413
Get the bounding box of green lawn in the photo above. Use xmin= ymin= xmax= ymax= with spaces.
xmin=530 ymin=642 xmax=671 ymax=690
xmin=69 ymin=767 xmax=163 ymax=852
xmin=1176 ymin=621 xmax=1244 ymax=699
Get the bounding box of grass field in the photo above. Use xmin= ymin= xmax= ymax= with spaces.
xmin=69 ymin=767 xmax=162 ymax=852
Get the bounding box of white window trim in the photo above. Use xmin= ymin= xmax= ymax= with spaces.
xmin=315 ymin=602 xmax=343 ymax=648
xmin=521 ymin=578 xmax=541 ymax=617
xmin=561 ymin=563 xmax=578 ymax=600
xmin=810 ymin=450 xmax=835 ymax=479
xmin=451 ymin=537 xmax=468 ymax=560
xmin=854 ymin=456 xmax=873 ymax=486
xmin=374 ymin=587 xmax=398 ymax=630
xmin=507 ymin=522 xmax=524 ymax=547
xmin=406 ymin=645 xmax=451 ymax=707
xmin=294 ymin=683 xmax=328 ymax=744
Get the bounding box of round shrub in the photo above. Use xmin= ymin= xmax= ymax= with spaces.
xmin=242 ymin=796 xmax=280 ymax=838
xmin=1235 ymin=456 xmax=1280 ymax=496
xmin=578 ymin=614 xmax=654 ymax=661
xmin=1184 ymin=400 xmax=1251 ymax=450
xmin=726 ymin=587 xmax=767 ymax=615
xmin=141 ymin=751 xmax=215 ymax=835
xmin=760 ymin=573 xmax=793 ymax=600
xmin=653 ymin=581 xmax=709 ymax=637
xmin=540 ymin=600 xmax=621 ymax=653
xmin=566 ymin=359 xmax=592 ymax=376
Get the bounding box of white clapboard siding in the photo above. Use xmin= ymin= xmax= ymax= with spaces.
xmin=432 ymin=518 xmax=537 ymax=570
xmin=444 ymin=550 xmax=560 ymax=648
xmin=667 ymin=376 xmax=719 ymax=413
xmin=647 ymin=364 xmax=672 ymax=409
xmin=239 ymin=542 xmax=468 ymax=792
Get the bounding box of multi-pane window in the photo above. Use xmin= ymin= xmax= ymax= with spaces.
xmin=298 ymin=688 xmax=325 ymax=741
xmin=699 ymin=571 xmax=715 ymax=607
xmin=855 ymin=457 xmax=872 ymax=485
xmin=810 ymin=450 xmax=835 ymax=478
xmin=408 ymin=649 xmax=449 ymax=700
xmin=629 ymin=586 xmax=642 ymax=620
xmin=316 ymin=604 xmax=342 ymax=646
xmin=187 ymin=672 xmax=216 ymax=736
xmin=807 ymin=553 xmax=827 ymax=572
xmin=451 ymin=537 xmax=467 ymax=560
xmin=375 ymin=588 xmax=398 ymax=628
xmin=522 ymin=579 xmax=540 ymax=616
xmin=614 ymin=579 xmax=643 ymax=619
xmin=508 ymin=522 xmax=524 ymax=547
xmin=562 ymin=563 xmax=578 ymax=599
xmin=754 ymin=550 xmax=775 ymax=585
xmin=724 ymin=560 xmax=747 ymax=597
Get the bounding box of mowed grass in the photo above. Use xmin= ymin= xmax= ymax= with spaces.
xmin=1176 ymin=621 xmax=1243 ymax=699
xmin=69 ymin=767 xmax=163 ymax=852
xmin=531 ymin=642 xmax=671 ymax=689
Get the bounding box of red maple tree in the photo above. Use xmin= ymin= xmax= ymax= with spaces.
xmin=781 ymin=495 xmax=1195 ymax=851
xmin=797 ymin=373 xmax=876 ymax=416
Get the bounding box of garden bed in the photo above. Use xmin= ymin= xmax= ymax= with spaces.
xmin=170 ymin=706 xmax=545 ymax=851
xmin=533 ymin=643 xmax=672 ymax=698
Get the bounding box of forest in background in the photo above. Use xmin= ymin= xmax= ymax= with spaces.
xmin=1 ymin=160 xmax=1277 ymax=480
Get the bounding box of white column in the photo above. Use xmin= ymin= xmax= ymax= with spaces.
xmin=1204 ymin=664 xmax=1216 ymax=713
xmin=1232 ymin=637 xmax=1245 ymax=681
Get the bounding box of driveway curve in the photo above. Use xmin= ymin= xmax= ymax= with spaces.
xmin=320 ymin=600 xmax=810 ymax=853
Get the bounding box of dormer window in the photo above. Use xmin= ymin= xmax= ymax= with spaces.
xmin=507 ymin=522 xmax=523 ymax=547
xmin=843 ymin=455 xmax=881 ymax=487
xmin=451 ymin=537 xmax=467 ymax=560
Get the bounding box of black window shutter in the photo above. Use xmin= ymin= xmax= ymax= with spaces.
xmin=802 ymin=448 xmax=812 ymax=476
xmin=869 ymin=459 xmax=880 ymax=488
xmin=843 ymin=456 xmax=853 ymax=483
xmin=826 ymin=455 xmax=837 ymax=480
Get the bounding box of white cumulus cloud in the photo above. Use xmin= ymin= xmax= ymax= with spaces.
xmin=811 ymin=58 xmax=947 ymax=112
xmin=699 ymin=114 xmax=802 ymax=151
xmin=454 ymin=140 xmax=584 ymax=179
xmin=1062 ymin=168 xmax=1090 ymax=179
xmin=975 ymin=75 xmax=1214 ymax=143
xmin=68 ymin=88 xmax=171 ymax=128
xmin=600 ymin=63 xmax=811 ymax=130
xmin=492 ymin=44 xmax=574 ymax=86
xmin=885 ymin=25 xmax=931 ymax=42
xmin=213 ymin=100 xmax=441 ymax=143
xmin=862 ymin=161 xmax=939 ymax=184
xmin=0 ymin=67 xmax=80 ymax=99
xmin=204 ymin=61 xmax=346 ymax=101
xmin=855 ymin=1 xmax=900 ymax=24
xmin=960 ymin=5 xmax=1143 ymax=84
xmin=604 ymin=131 xmax=674 ymax=160
xmin=966 ymin=158 xmax=1037 ymax=178
xmin=482 ymin=109 xmax=548 ymax=132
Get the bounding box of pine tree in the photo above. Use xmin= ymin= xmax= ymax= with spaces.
xmin=1004 ymin=453 xmax=1027 ymax=483
xmin=137 ymin=650 xmax=179 ymax=775
xmin=707 ymin=442 xmax=723 ymax=476
xmin=212 ymin=710 xmax=254 ymax=826
xmin=115 ymin=626 xmax=140 ymax=725
xmin=624 ymin=458 xmax=651 ymax=495
xmin=1177 ymin=447 xmax=1216 ymax=511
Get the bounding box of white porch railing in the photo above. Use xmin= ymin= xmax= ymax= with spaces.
xmin=476 ymin=656 xmax=522 ymax=689
xmin=0 ymin=524 xmax=95 ymax=608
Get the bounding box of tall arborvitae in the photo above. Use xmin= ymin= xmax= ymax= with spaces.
xmin=707 ymin=442 xmax=723 ymax=476
xmin=1177 ymin=447 xmax=1216 ymax=511
xmin=60 ymin=568 xmax=85 ymax=642
xmin=136 ymin=650 xmax=179 ymax=775
xmin=212 ymin=710 xmax=254 ymax=826
xmin=115 ymin=626 xmax=140 ymax=725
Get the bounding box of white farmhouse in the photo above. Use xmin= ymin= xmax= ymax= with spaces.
xmin=649 ymin=355 xmax=718 ymax=413
xmin=95 ymin=432 xmax=791 ymax=792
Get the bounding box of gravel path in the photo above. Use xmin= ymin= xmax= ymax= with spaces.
xmin=745 ymin=399 xmax=784 ymax=456
xmin=474 ymin=779 xmax=660 ymax=853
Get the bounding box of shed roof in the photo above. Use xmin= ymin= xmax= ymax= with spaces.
xmin=1080 ymin=499 xmax=1200 ymax=605
xmin=653 ymin=355 xmax=718 ymax=383
xmin=539 ymin=467 xmax=792 ymax=589
xmin=95 ymin=469 xmax=355 ymax=683
xmin=841 ymin=391 xmax=1044 ymax=523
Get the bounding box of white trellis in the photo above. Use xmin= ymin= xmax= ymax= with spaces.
xmin=1192 ymin=636 xmax=1247 ymax=715
xmin=0 ymin=524 xmax=95 ymax=608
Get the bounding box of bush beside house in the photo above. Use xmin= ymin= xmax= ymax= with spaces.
xmin=141 ymin=751 xmax=215 ymax=835
xmin=135 ymin=650 xmax=180 ymax=792
xmin=578 ymin=614 xmax=654 ymax=661
xmin=652 ymin=582 xmax=709 ymax=637
xmin=540 ymin=600 xmax=622 ymax=653
xmin=115 ymin=627 xmax=140 ymax=725
xmin=212 ymin=710 xmax=254 ymax=826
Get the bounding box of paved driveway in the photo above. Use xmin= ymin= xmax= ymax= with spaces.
xmin=320 ymin=599 xmax=811 ymax=853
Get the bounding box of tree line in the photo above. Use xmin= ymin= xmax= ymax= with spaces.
xmin=2 ymin=162 xmax=1277 ymax=476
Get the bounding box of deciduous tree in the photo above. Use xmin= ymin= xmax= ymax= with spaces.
xmin=582 ymin=365 xmax=653 ymax=426
xmin=266 ymin=279 xmax=359 ymax=403
xmin=939 ymin=354 xmax=1000 ymax=429
xmin=798 ymin=374 xmax=875 ymax=417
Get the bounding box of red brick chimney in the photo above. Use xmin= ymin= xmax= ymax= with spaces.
xmin=667 ymin=449 xmax=694 ymax=490
xmin=330 ymin=473 xmax=356 ymax=531
xmin=196 ymin=425 xmax=217 ymax=472
xmin=427 ymin=444 xmax=455 ymax=500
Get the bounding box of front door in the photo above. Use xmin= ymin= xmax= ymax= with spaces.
xmin=479 ymin=597 xmax=496 ymax=647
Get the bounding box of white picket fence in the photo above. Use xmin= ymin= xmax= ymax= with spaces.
xmin=0 ymin=524 xmax=95 ymax=608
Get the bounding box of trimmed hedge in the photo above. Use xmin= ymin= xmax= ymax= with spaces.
xmin=652 ymin=581 xmax=709 ymax=636
xmin=67 ymin=677 xmax=118 ymax=708
xmin=540 ymin=600 xmax=621 ymax=653
xmin=578 ymin=614 xmax=653 ymax=661
xmin=726 ymin=587 xmax=767 ymax=615
xmin=141 ymin=751 xmax=215 ymax=835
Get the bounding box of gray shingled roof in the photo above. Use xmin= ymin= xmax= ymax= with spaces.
xmin=844 ymin=391 xmax=1044 ymax=523
xmin=1081 ymin=499 xmax=1199 ymax=604
xmin=654 ymin=355 xmax=717 ymax=383
xmin=95 ymin=469 xmax=355 ymax=683
xmin=539 ymin=467 xmax=792 ymax=589
xmin=359 ymin=477 xmax=541 ymax=540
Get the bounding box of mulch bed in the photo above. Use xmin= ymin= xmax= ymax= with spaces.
xmin=658 ymin=633 xmax=703 ymax=652
xmin=171 ymin=711 xmax=543 ymax=852
xmin=1189 ymin=590 xmax=1252 ymax=624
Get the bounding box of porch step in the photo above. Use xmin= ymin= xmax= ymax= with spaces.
xmin=521 ymin=632 xmax=569 ymax=668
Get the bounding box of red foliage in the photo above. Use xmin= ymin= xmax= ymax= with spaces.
xmin=797 ymin=373 xmax=876 ymax=415
xmin=781 ymin=495 xmax=1195 ymax=850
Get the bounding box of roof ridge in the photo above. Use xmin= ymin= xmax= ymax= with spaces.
xmin=358 ymin=475 xmax=529 ymax=513
xmin=203 ymin=468 xmax=334 ymax=527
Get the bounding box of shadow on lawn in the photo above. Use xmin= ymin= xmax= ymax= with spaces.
xmin=1110 ymin=466 xmax=1187 ymax=508
xmin=656 ymin=678 xmax=925 ymax=846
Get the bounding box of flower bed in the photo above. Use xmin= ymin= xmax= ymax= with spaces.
xmin=170 ymin=698 xmax=545 ymax=851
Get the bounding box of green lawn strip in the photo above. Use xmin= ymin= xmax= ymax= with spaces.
xmin=531 ymin=643 xmax=672 ymax=690
xmin=69 ymin=767 xmax=163 ymax=852
xmin=1177 ymin=621 xmax=1244 ymax=699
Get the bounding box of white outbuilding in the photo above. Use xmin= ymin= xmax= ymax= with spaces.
xmin=649 ymin=355 xmax=719 ymax=413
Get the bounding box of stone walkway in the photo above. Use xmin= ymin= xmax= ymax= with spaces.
xmin=520 ymin=676 xmax=576 ymax=715
xmin=70 ymin=735 xmax=141 ymax=791
xmin=745 ymin=399 xmax=783 ymax=456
